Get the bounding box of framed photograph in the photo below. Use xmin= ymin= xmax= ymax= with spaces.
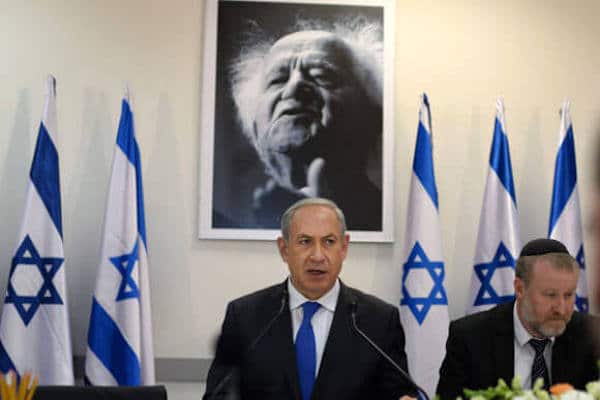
xmin=198 ymin=0 xmax=396 ymax=242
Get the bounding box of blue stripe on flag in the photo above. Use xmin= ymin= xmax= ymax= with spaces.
xmin=116 ymin=100 xmax=135 ymax=165
xmin=489 ymin=118 xmax=516 ymax=205
xmin=413 ymin=122 xmax=439 ymax=208
xmin=30 ymin=122 xmax=63 ymax=236
xmin=136 ymin=165 xmax=147 ymax=248
xmin=87 ymin=298 xmax=141 ymax=385
xmin=548 ymin=127 xmax=577 ymax=235
xmin=0 ymin=340 xmax=17 ymax=375
xmin=115 ymin=100 xmax=147 ymax=247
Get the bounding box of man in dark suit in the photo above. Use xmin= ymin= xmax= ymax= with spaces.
xmin=203 ymin=198 xmax=416 ymax=400
xmin=437 ymin=238 xmax=599 ymax=400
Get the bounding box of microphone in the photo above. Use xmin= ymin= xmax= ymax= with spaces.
xmin=206 ymin=287 xmax=289 ymax=400
xmin=350 ymin=301 xmax=430 ymax=400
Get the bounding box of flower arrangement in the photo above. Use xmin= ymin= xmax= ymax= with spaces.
xmin=460 ymin=377 xmax=600 ymax=400
xmin=0 ymin=371 xmax=38 ymax=400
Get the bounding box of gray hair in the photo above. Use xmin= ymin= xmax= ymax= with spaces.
xmin=280 ymin=197 xmax=347 ymax=241
xmin=230 ymin=17 xmax=383 ymax=148
xmin=515 ymin=252 xmax=579 ymax=285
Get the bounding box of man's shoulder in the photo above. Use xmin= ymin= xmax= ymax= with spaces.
xmin=563 ymin=311 xmax=600 ymax=358
xmin=569 ymin=310 xmax=600 ymax=326
xmin=565 ymin=310 xmax=600 ymax=339
xmin=343 ymin=283 xmax=397 ymax=315
xmin=229 ymin=282 xmax=285 ymax=310
xmin=451 ymin=302 xmax=513 ymax=331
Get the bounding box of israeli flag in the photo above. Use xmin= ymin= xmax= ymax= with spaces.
xmin=548 ymin=100 xmax=588 ymax=312
xmin=399 ymin=94 xmax=449 ymax=397
xmin=85 ymin=93 xmax=155 ymax=385
xmin=467 ymin=99 xmax=520 ymax=314
xmin=0 ymin=76 xmax=74 ymax=384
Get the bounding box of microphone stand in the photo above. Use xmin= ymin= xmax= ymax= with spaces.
xmin=206 ymin=289 xmax=288 ymax=400
xmin=350 ymin=302 xmax=430 ymax=400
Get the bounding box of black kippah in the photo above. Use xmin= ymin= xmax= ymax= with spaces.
xmin=519 ymin=238 xmax=569 ymax=257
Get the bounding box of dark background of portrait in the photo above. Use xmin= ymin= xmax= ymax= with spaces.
xmin=210 ymin=1 xmax=384 ymax=230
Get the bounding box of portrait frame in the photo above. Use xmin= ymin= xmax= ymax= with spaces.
xmin=198 ymin=0 xmax=396 ymax=242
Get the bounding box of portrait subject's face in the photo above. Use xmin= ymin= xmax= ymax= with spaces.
xmin=516 ymin=259 xmax=578 ymax=338
xmin=277 ymin=204 xmax=349 ymax=300
xmin=252 ymin=31 xmax=371 ymax=191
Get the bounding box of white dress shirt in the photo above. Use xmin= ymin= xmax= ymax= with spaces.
xmin=513 ymin=303 xmax=555 ymax=388
xmin=288 ymin=278 xmax=340 ymax=376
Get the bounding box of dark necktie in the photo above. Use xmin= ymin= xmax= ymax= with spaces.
xmin=529 ymin=338 xmax=550 ymax=388
xmin=296 ymin=302 xmax=320 ymax=400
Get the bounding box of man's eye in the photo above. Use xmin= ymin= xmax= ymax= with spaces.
xmin=267 ymin=73 xmax=288 ymax=87
xmin=309 ymin=68 xmax=338 ymax=87
xmin=298 ymin=238 xmax=310 ymax=245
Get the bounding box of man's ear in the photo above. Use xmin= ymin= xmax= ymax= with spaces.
xmin=341 ymin=234 xmax=350 ymax=259
xmin=514 ymin=277 xmax=525 ymax=301
xmin=277 ymin=237 xmax=288 ymax=262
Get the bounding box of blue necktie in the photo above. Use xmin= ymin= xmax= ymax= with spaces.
xmin=296 ymin=301 xmax=320 ymax=400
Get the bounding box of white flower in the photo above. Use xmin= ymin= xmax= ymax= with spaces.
xmin=560 ymin=390 xmax=594 ymax=400
xmin=586 ymin=381 xmax=600 ymax=400
xmin=513 ymin=390 xmax=538 ymax=400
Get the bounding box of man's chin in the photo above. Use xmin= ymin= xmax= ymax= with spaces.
xmin=265 ymin=119 xmax=322 ymax=150
xmin=539 ymin=322 xmax=567 ymax=337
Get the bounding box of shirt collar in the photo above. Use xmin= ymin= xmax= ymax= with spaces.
xmin=287 ymin=278 xmax=340 ymax=313
xmin=513 ymin=301 xmax=556 ymax=347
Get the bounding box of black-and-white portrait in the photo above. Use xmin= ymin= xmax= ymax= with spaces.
xmin=199 ymin=0 xmax=395 ymax=241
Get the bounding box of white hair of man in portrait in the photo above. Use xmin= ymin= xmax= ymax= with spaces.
xmin=228 ymin=17 xmax=384 ymax=230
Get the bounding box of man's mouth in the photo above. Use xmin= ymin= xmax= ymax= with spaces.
xmin=307 ymin=268 xmax=327 ymax=276
xmin=548 ymin=317 xmax=567 ymax=324
xmin=276 ymin=106 xmax=319 ymax=119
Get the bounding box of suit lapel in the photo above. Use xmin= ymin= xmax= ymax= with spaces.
xmin=310 ymin=282 xmax=353 ymax=400
xmin=551 ymin=327 xmax=573 ymax=385
xmin=492 ymin=302 xmax=515 ymax=384
xmin=268 ymin=282 xmax=301 ymax=400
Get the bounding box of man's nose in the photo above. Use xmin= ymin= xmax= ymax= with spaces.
xmin=281 ymin=69 xmax=314 ymax=100
xmin=553 ymin=296 xmax=569 ymax=314
xmin=309 ymin=243 xmax=325 ymax=262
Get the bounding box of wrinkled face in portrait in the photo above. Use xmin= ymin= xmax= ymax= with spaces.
xmin=515 ymin=259 xmax=578 ymax=338
xmin=277 ymin=204 xmax=349 ymax=300
xmin=252 ymin=31 xmax=379 ymax=192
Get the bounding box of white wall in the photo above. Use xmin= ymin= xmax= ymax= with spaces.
xmin=1 ymin=0 xmax=600 ymax=365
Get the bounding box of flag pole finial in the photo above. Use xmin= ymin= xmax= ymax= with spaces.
xmin=495 ymin=96 xmax=505 ymax=111
xmin=46 ymin=75 xmax=56 ymax=97
xmin=124 ymin=83 xmax=131 ymax=104
xmin=560 ymin=98 xmax=570 ymax=118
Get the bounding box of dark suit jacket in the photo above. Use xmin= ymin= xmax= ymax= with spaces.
xmin=33 ymin=386 xmax=167 ymax=400
xmin=436 ymin=301 xmax=600 ymax=400
xmin=203 ymin=280 xmax=414 ymax=400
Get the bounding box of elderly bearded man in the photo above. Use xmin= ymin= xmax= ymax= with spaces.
xmin=436 ymin=238 xmax=600 ymax=400
xmin=226 ymin=22 xmax=384 ymax=231
xmin=203 ymin=198 xmax=416 ymax=400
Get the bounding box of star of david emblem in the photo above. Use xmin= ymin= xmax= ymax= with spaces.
xmin=473 ymin=242 xmax=515 ymax=306
xmin=110 ymin=241 xmax=140 ymax=301
xmin=5 ymin=235 xmax=64 ymax=326
xmin=400 ymin=242 xmax=447 ymax=325
xmin=575 ymin=246 xmax=588 ymax=313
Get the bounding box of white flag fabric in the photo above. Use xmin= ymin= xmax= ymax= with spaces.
xmin=548 ymin=100 xmax=588 ymax=312
xmin=0 ymin=76 xmax=74 ymax=384
xmin=467 ymin=99 xmax=520 ymax=315
xmin=85 ymin=95 xmax=155 ymax=385
xmin=399 ymin=94 xmax=449 ymax=397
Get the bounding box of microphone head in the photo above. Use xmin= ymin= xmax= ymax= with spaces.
xmin=282 ymin=286 xmax=288 ymax=300
xmin=349 ymin=299 xmax=358 ymax=317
